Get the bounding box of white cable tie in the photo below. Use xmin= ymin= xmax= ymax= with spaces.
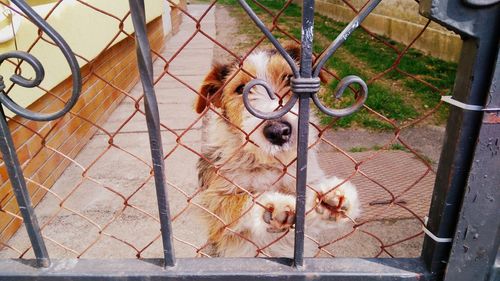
xmin=422 ymin=216 xmax=452 ymax=243
xmin=441 ymin=96 xmax=483 ymax=111
xmin=441 ymin=96 xmax=500 ymax=112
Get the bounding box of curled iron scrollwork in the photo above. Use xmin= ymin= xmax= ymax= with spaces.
xmin=242 ymin=78 xmax=298 ymax=119
xmin=0 ymin=0 xmax=82 ymax=267
xmin=0 ymin=0 xmax=81 ymax=121
xmin=238 ymin=0 xmax=381 ymax=120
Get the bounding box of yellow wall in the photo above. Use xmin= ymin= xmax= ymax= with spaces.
xmin=0 ymin=0 xmax=164 ymax=116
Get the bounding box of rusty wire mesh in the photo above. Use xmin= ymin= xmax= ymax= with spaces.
xmin=0 ymin=0 xmax=455 ymax=259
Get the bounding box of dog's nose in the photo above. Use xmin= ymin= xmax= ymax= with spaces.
xmin=263 ymin=121 xmax=292 ymax=146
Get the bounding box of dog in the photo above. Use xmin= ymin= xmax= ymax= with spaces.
xmin=194 ymin=43 xmax=360 ymax=257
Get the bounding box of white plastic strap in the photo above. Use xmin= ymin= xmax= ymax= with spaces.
xmin=441 ymin=96 xmax=483 ymax=111
xmin=422 ymin=216 xmax=452 ymax=243
xmin=441 ymin=96 xmax=500 ymax=112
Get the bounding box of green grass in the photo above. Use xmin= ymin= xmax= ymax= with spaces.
xmin=348 ymin=146 xmax=370 ymax=153
xmin=206 ymin=0 xmax=457 ymax=130
xmin=348 ymin=143 xmax=409 ymax=153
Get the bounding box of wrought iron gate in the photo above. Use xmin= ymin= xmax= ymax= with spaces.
xmin=0 ymin=0 xmax=498 ymax=280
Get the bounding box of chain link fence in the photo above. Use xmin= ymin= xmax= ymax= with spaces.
xmin=0 ymin=0 xmax=457 ymax=260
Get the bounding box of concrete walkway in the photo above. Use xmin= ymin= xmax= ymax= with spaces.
xmin=1 ymin=4 xmax=214 ymax=259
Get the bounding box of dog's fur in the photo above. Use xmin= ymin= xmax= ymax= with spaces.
xmin=195 ymin=44 xmax=360 ymax=257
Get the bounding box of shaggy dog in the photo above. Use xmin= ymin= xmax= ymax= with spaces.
xmin=195 ymin=44 xmax=360 ymax=257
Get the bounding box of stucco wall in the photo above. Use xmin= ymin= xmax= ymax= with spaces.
xmin=0 ymin=0 xmax=165 ymax=115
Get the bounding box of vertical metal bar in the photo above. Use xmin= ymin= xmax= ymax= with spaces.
xmin=238 ymin=0 xmax=372 ymax=267
xmin=128 ymin=0 xmax=175 ymax=267
xmin=419 ymin=1 xmax=500 ymax=277
xmin=0 ymin=0 xmax=81 ymax=269
xmin=0 ymin=107 xmax=49 ymax=267
xmin=442 ymin=49 xmax=500 ymax=281
xmin=293 ymin=0 xmax=315 ymax=268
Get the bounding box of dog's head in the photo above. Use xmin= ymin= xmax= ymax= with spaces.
xmin=196 ymin=43 xmax=329 ymax=157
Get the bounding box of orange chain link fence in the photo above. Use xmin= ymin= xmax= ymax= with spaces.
xmin=0 ymin=0 xmax=456 ymax=259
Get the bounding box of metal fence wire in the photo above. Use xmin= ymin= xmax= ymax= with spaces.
xmin=0 ymin=0 xmax=498 ymax=280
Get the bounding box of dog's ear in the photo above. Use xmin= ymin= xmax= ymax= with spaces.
xmin=282 ymin=41 xmax=332 ymax=85
xmin=195 ymin=64 xmax=231 ymax=114
xmin=283 ymin=41 xmax=301 ymax=62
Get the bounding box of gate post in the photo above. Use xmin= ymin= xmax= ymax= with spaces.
xmin=418 ymin=0 xmax=499 ymax=278
xmin=443 ymin=47 xmax=499 ymax=281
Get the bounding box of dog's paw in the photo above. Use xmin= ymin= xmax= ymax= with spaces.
xmin=262 ymin=202 xmax=295 ymax=233
xmin=313 ymin=178 xmax=360 ymax=223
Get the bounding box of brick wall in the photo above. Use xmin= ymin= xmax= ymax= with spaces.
xmin=0 ymin=16 xmax=167 ymax=247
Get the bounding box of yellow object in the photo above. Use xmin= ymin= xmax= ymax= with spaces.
xmin=0 ymin=0 xmax=165 ymax=116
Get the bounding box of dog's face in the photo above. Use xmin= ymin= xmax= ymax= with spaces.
xmin=196 ymin=45 xmax=325 ymax=157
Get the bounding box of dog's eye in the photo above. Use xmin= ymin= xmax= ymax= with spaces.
xmin=282 ymin=74 xmax=293 ymax=82
xmin=235 ymin=84 xmax=245 ymax=95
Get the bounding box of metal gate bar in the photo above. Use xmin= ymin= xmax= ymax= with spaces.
xmin=129 ymin=0 xmax=176 ymax=267
xmin=0 ymin=107 xmax=49 ymax=267
xmin=238 ymin=0 xmax=374 ymax=267
xmin=0 ymin=0 xmax=82 ymax=268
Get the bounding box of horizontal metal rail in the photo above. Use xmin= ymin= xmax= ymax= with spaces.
xmin=0 ymin=258 xmax=431 ymax=281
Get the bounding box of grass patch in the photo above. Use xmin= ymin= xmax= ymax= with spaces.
xmin=348 ymin=146 xmax=370 ymax=153
xmin=348 ymin=143 xmax=409 ymax=153
xmin=205 ymin=0 xmax=457 ymax=130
